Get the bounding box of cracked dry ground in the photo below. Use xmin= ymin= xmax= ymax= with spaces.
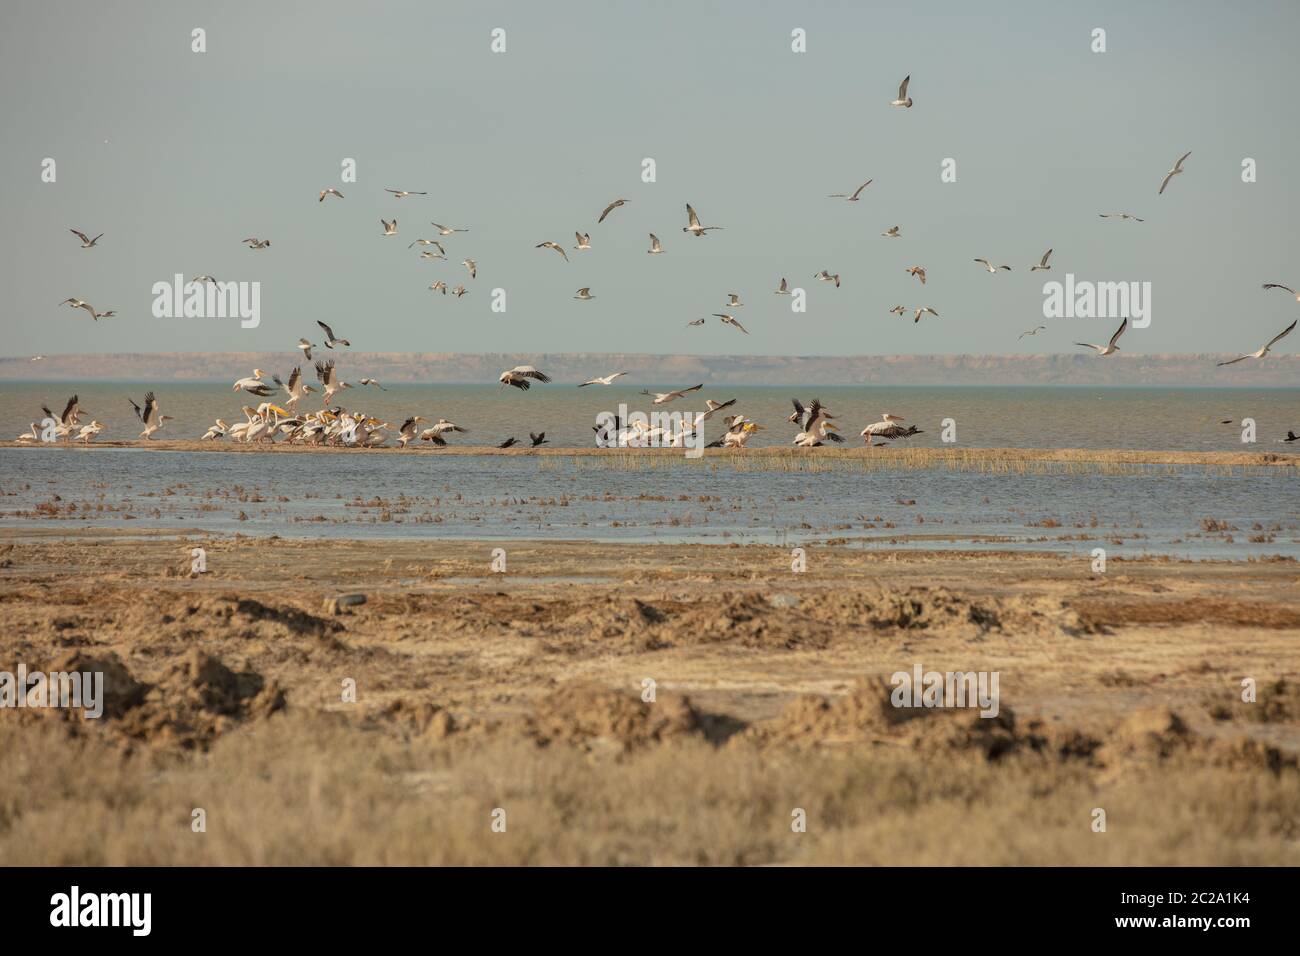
xmin=1 ymin=533 xmax=1298 ymax=865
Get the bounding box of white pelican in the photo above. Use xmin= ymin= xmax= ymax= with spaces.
xmin=530 ymin=432 xmax=549 ymax=447
xmin=598 ymin=198 xmax=629 ymax=223
xmin=317 ymin=320 xmax=350 ymax=348
xmin=906 ymin=266 xmax=926 ymax=284
xmin=202 ymin=419 xmax=229 ymax=440
xmin=720 ymin=419 xmax=762 ymax=448
xmin=913 ymin=307 xmax=938 ymax=324
xmin=828 ymin=180 xmax=872 ymax=200
xmin=574 ymin=232 xmax=592 ymax=250
xmin=1158 ymin=151 xmax=1191 ymax=195
xmin=1217 ymin=319 xmax=1296 ymax=366
xmin=430 ymin=222 xmax=469 ymax=235
xmin=973 ymin=258 xmax=1011 ymax=273
xmin=359 ymin=377 xmax=386 ymax=390
xmin=814 ymin=270 xmax=841 ymax=287
xmin=242 ymin=237 xmax=271 ymax=249
xmin=647 ymin=234 xmax=663 ymax=254
xmin=882 ymin=226 xmax=901 ymax=238
xmin=421 ymin=419 xmax=468 ymax=444
xmin=793 ymin=399 xmax=842 ymax=446
xmin=574 ymin=287 xmax=595 ymax=300
xmin=714 ymin=313 xmax=748 ymax=334
xmin=233 ymin=369 xmax=273 ymax=395
xmin=319 ymin=188 xmax=344 ymax=202
xmin=1075 ymin=318 xmax=1129 ymax=356
xmin=701 ymin=398 xmax=737 ymax=422
xmin=683 ymin=203 xmax=722 ymax=236
xmin=775 ymin=278 xmax=790 ymax=295
xmin=890 ymin=75 xmax=912 ymax=108
xmin=640 ymin=384 xmax=703 ymax=405
xmin=130 ymin=392 xmax=171 ymax=440
xmin=380 ymin=218 xmax=397 ymax=236
xmin=43 ymin=395 xmax=85 ymax=436
xmin=462 ymin=258 xmax=476 ymax=279
xmin=397 ymin=416 xmax=426 ymax=447
xmin=297 ymin=339 xmax=315 ymax=361
xmin=70 ymin=229 xmax=103 ymax=248
xmin=1262 ymin=283 xmax=1300 ymax=303
xmin=499 ymin=366 xmax=552 ymax=391
xmin=1030 ymin=249 xmax=1053 ymax=271
xmin=1019 ymin=325 xmax=1047 ymax=339
xmin=862 ymin=414 xmax=922 ymax=446
xmin=15 ymin=423 xmax=39 ymax=442
xmin=75 ymin=421 xmax=103 ymax=443
xmin=315 ymin=359 xmax=351 ymax=403
xmin=386 ymin=188 xmax=427 ymax=198
xmin=273 ymin=366 xmax=313 ymax=406
xmin=536 ymin=240 xmax=568 ymax=261
xmin=1100 ymin=213 xmax=1144 ymax=222
xmin=579 ymin=372 xmax=627 ymax=387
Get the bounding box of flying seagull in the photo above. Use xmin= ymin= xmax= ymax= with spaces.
xmin=1158 ymin=151 xmax=1191 ymax=195
xmin=579 ymin=372 xmax=628 ymax=387
xmin=1075 ymin=318 xmax=1129 ymax=356
xmin=686 ymin=318 xmax=706 ymax=326
xmin=889 ymin=306 xmax=906 ymax=316
xmin=499 ymin=366 xmax=552 ymax=391
xmin=912 ymin=307 xmax=939 ymax=324
xmin=574 ymin=232 xmax=591 ymax=250
xmin=380 ymin=219 xmax=397 ymax=236
xmin=597 ymin=199 xmax=629 ymax=223
xmin=58 ymin=298 xmax=100 ymax=321
xmin=1262 ymin=283 xmax=1300 ymax=303
xmin=714 ymin=313 xmax=749 ymax=334
xmin=973 ymin=258 xmax=1011 ymax=273
xmin=814 ymin=270 xmax=841 ymax=288
xmin=462 ymin=259 xmax=476 ymax=279
xmin=890 ymin=75 xmax=912 ymax=108
xmin=726 ymin=293 xmax=744 ymax=307
xmin=69 ymin=229 xmax=103 ymax=248
xmin=1100 ymin=213 xmax=1144 ymax=222
xmin=647 ymin=234 xmax=663 ymax=254
xmin=536 ymin=241 xmax=568 ymax=261
xmin=641 ymin=384 xmax=704 ymax=405
xmin=317 ymin=320 xmax=351 ymax=348
xmin=297 ymin=339 xmax=315 ymax=361
xmin=359 ymin=378 xmax=386 ymax=390
xmin=1216 ymin=319 xmax=1296 ymax=366
xmin=429 ymin=281 xmax=447 ymax=295
xmin=430 ymin=222 xmax=469 ymax=235
xmin=882 ymin=226 xmax=901 ymax=238
xmin=1019 ymin=325 xmax=1047 ymax=339
xmin=774 ymin=278 xmax=791 ymax=295
xmin=829 ymin=180 xmax=872 ymax=201
xmin=385 ymin=188 xmax=427 ymax=198
xmin=242 ymin=237 xmax=271 ymax=249
xmin=409 ymin=238 xmax=446 ymax=253
xmin=574 ymin=287 xmax=595 ymax=300
xmin=319 ymin=188 xmax=344 ymax=202
xmin=683 ymin=204 xmax=722 ymax=236
xmin=906 ymin=266 xmax=926 ymax=285
xmin=1031 ymin=249 xmax=1053 ymax=271
xmin=452 ymin=284 xmax=468 ymax=298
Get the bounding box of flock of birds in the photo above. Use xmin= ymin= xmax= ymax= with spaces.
xmin=35 ymin=74 xmax=1298 ymax=450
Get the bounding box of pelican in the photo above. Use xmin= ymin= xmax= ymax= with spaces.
xmin=317 ymin=320 xmax=351 ymax=348
xmin=906 ymin=266 xmax=926 ymax=284
xmin=725 ymin=293 xmax=744 ymax=307
xmin=579 ymin=372 xmax=627 ymax=387
xmin=319 ymin=188 xmax=344 ymax=201
xmin=1158 ymin=151 xmax=1191 ymax=195
xmin=912 ymin=307 xmax=938 ymax=324
xmin=974 ymin=258 xmax=1011 ymax=273
xmin=890 ymin=75 xmax=912 ymax=108
xmin=640 ymin=384 xmax=702 ymax=405
xmin=233 ymin=369 xmax=273 ymax=396
xmin=536 ymin=240 xmax=569 ymax=261
xmin=1075 ymin=318 xmax=1129 ymax=356
xmin=409 ymin=238 xmax=446 ymax=253
xmin=862 ymin=414 xmax=923 ymax=446
xmin=273 ymin=366 xmax=313 ymax=406
xmin=297 ymin=339 xmax=315 ymax=361
xmin=242 ymin=237 xmax=271 ymax=249
xmin=574 ymin=232 xmax=592 ymax=250
xmin=380 ymin=218 xmax=397 ymax=236
xmin=499 ymin=366 xmax=552 ymax=390
xmin=1262 ymin=283 xmax=1300 ymax=303
xmin=574 ymin=287 xmax=595 ymax=300
xmin=814 ymin=270 xmax=841 ymax=288
xmin=386 ymin=188 xmax=427 ymax=198
xmin=1031 ymin=249 xmax=1053 ymax=271
xmin=1100 ymin=213 xmax=1144 ymax=222
xmin=647 ymin=234 xmax=664 ymax=254
xmin=75 ymin=421 xmax=103 ymax=443
xmin=1019 ymin=325 xmax=1047 ymax=339
xmin=462 ymin=259 xmax=477 ymax=279
xmin=775 ymin=278 xmax=790 ymax=295
xmin=1217 ymin=319 xmax=1296 ymax=366
xmin=682 ymin=203 xmax=722 ymax=236
xmin=597 ymin=199 xmax=628 ymax=223
xmin=397 ymin=416 xmax=426 ymax=447
xmin=828 ymin=180 xmax=872 ymax=201
xmin=714 ymin=313 xmax=749 ymax=334
xmin=430 ymin=222 xmax=469 ymax=235
xmin=793 ymin=399 xmax=842 ymax=446
xmin=43 ymin=395 xmax=85 ymax=438
xmin=70 ymin=229 xmax=103 ymax=248
xmin=202 ymin=419 xmax=229 ymax=440
xmin=421 ymin=419 xmax=468 ymax=445
xmin=882 ymin=226 xmax=901 ymax=238
xmin=129 ymin=392 xmax=170 ymax=440
xmin=701 ymin=398 xmax=737 ymax=422
xmin=530 ymin=432 xmax=549 ymax=447
xmin=15 ymin=424 xmax=39 ymax=442
xmin=718 ymin=419 xmax=762 ymax=448
xmin=315 ymin=359 xmax=351 ymax=402
xmin=359 ymin=377 xmax=386 ymax=390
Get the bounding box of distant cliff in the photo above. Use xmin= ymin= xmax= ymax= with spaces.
xmin=1 ymin=351 xmax=1296 ymax=386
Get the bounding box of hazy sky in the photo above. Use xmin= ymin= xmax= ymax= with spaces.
xmin=3 ymin=0 xmax=1298 ymax=360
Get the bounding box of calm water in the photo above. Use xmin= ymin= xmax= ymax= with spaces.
xmin=3 ymin=383 xmax=1298 ymax=450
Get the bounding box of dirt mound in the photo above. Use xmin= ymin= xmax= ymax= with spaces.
xmin=367 ymin=698 xmax=458 ymax=741
xmin=108 ymin=594 xmax=344 ymax=647
xmin=1205 ymin=678 xmax=1300 ymax=724
xmin=524 ymin=682 xmax=704 ymax=752
xmin=1099 ymin=704 xmax=1296 ymax=773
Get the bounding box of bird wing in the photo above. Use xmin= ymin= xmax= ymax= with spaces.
xmin=598 ymin=201 xmax=618 ymax=223
xmin=1110 ymin=318 xmax=1129 ymax=347
xmin=1040 ymin=249 xmax=1053 ymax=266
xmin=851 ymin=180 xmax=872 ymax=199
xmin=1265 ymin=319 xmax=1298 ymax=350
xmin=317 ymin=320 xmax=336 ymax=340
xmin=1216 ymin=355 xmax=1250 ymax=366
xmin=897 ymin=75 xmax=910 ymax=99
xmin=60 ymin=395 xmax=78 ymax=423
xmin=686 ymin=204 xmax=700 ymax=228
xmin=1174 ymin=150 xmax=1191 ymax=171
xmin=70 ymin=229 xmax=89 ymax=243
xmin=1262 ymin=284 xmax=1297 ymax=296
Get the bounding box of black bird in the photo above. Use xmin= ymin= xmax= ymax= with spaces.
xmin=1284 ymin=431 xmax=1299 ymax=443
xmin=498 ymin=437 xmax=518 ymax=448
xmin=529 ymin=432 xmax=549 ymax=447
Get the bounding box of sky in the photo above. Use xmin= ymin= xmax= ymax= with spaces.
xmin=2 ymin=0 xmax=1298 ymax=361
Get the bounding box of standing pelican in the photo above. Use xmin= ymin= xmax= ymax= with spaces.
xmin=1075 ymin=318 xmax=1129 ymax=356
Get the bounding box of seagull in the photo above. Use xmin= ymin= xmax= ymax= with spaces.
xmin=1216 ymin=319 xmax=1296 ymax=366
xmin=318 ymin=187 xmax=344 ymax=202
xmin=862 ymin=414 xmax=922 ymax=446
xmin=579 ymin=372 xmax=628 ymax=387
xmin=1158 ymin=151 xmax=1191 ymax=195
xmin=529 ymin=432 xmax=549 ymax=447
xmin=430 ymin=222 xmax=469 ymax=235
xmin=69 ymin=229 xmax=103 ymax=248
xmin=774 ymin=278 xmax=791 ymax=295
xmin=1100 ymin=213 xmax=1144 ymax=222
xmin=452 ymin=284 xmax=468 ymax=298
xmin=58 ymin=298 xmax=100 ymax=321
xmin=380 ymin=219 xmax=397 ymax=236
xmin=359 ymin=377 xmax=386 ymax=390
xmin=409 ymin=238 xmax=446 ymax=253
xmin=297 ymin=339 xmax=315 ymax=361
xmin=574 ymin=287 xmax=595 ymax=300
xmin=890 ymin=75 xmax=912 ymax=108
xmin=574 ymin=232 xmax=592 ymax=250
xmin=701 ymin=398 xmax=737 ymax=422
xmin=912 ymin=307 xmax=939 ymax=324
xmin=1262 ymin=283 xmax=1300 ymax=303
xmin=714 ymin=313 xmax=749 ymax=334
xmin=191 ymin=275 xmax=218 ymax=284
xmin=686 ymin=318 xmax=706 ymax=326
xmin=242 ymin=237 xmax=271 ymax=249
xmin=462 ymin=258 xmax=477 ymax=279
xmin=233 ymin=369 xmax=273 ymax=396
xmin=429 ymin=281 xmax=448 ymax=295
xmin=499 ymin=366 xmax=552 ymax=391
xmin=315 ymin=359 xmax=351 ymax=403
xmin=498 ymin=437 xmax=519 ymax=448
xmin=814 ymin=271 xmax=841 ymax=288
xmin=829 ymin=180 xmax=873 ymax=201
xmin=1030 ymin=249 xmax=1054 ymax=272
xmin=317 ymin=321 xmax=351 ymax=348
xmin=906 ymin=266 xmax=926 ymax=284
xmin=682 ymin=204 xmax=722 ymax=236
xmin=597 ymin=199 xmax=628 ymax=223
xmin=1075 ymin=318 xmax=1129 ymax=356
xmin=419 ymin=250 xmax=446 ymax=261
xmin=889 ymin=306 xmax=907 ymax=316
xmin=386 ymin=188 xmax=427 ymax=198
xmin=647 ymin=234 xmax=664 ymax=254
xmin=726 ymin=293 xmax=744 ymax=307
xmin=129 ymin=391 xmax=170 ymax=440
xmin=882 ymin=226 xmax=901 ymax=238
xmin=536 ymin=241 xmax=569 ymax=261
xmin=92 ymin=310 xmax=115 ymax=319
xmin=641 ymin=384 xmax=703 ymax=405
xmin=974 ymin=258 xmax=1011 ymax=273
xmin=1019 ymin=325 xmax=1047 ymax=339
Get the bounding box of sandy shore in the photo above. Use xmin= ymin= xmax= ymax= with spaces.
xmin=1 ymin=529 xmax=1297 ymax=865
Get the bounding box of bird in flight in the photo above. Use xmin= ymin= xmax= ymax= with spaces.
xmin=574 ymin=232 xmax=592 ymax=250
xmin=462 ymin=259 xmax=476 ymax=279
xmin=641 ymin=384 xmax=703 ymax=404
xmin=814 ymin=270 xmax=840 ymax=288
xmin=58 ymin=298 xmax=102 ymax=320
xmin=647 ymin=234 xmax=663 ymax=254
xmin=1216 ymin=319 xmax=1296 ymax=366
xmin=380 ymin=219 xmax=397 ymax=236
xmin=409 ymin=238 xmax=446 ymax=254
xmin=890 ymin=75 xmax=913 ymax=108
xmin=242 ymin=237 xmax=271 ymax=249
xmin=536 ymin=240 xmax=569 ymax=261
xmin=774 ymin=278 xmax=791 ymax=295
xmin=714 ymin=313 xmax=749 ymax=334
xmin=1031 ymin=249 xmax=1054 ymax=272
xmin=429 ymin=281 xmax=447 ymax=295
xmin=906 ymin=266 xmax=926 ymax=285
xmin=725 ymin=293 xmax=744 ymax=307
xmin=828 ymin=180 xmax=872 ymax=201
xmin=317 ymin=320 xmax=351 ymax=348
xmin=385 ymin=188 xmax=427 ymax=198
xmin=682 ymin=204 xmax=722 ymax=236
xmin=297 ymin=339 xmax=315 ymax=361
xmin=597 ymin=199 xmax=629 ymax=223
xmin=69 ymin=229 xmax=103 ymax=248
xmin=319 ymin=188 xmax=344 ymax=202
xmin=529 ymin=432 xmax=549 ymax=447
xmin=1158 ymin=151 xmax=1191 ymax=195
xmin=579 ymin=372 xmax=628 ymax=387
xmin=1075 ymin=318 xmax=1129 ymax=356
xmin=1262 ymin=283 xmax=1300 ymax=303
xmin=1100 ymin=213 xmax=1144 ymax=222
xmin=1019 ymin=326 xmax=1047 ymax=339
xmin=430 ymin=222 xmax=469 ymax=235
xmin=912 ymin=307 xmax=938 ymax=324
xmin=973 ymin=258 xmax=1011 ymax=273
xmin=686 ymin=318 xmax=706 ymax=327
xmin=882 ymin=226 xmax=901 ymax=238
xmin=498 ymin=437 xmax=519 ymax=448
xmin=359 ymin=377 xmax=386 ymax=390
xmin=574 ymin=287 xmax=595 ymax=300
xmin=499 ymin=366 xmax=552 ymax=390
